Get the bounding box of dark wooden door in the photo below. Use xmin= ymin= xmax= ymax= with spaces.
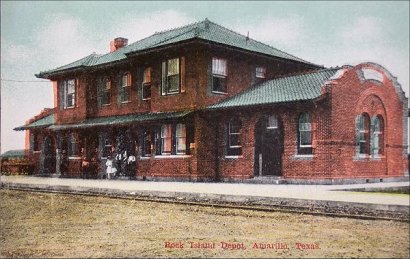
xmin=254 ymin=116 xmax=283 ymax=176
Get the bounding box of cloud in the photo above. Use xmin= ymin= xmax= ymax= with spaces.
xmin=231 ymin=15 xmax=307 ymax=48
xmin=34 ymin=13 xmax=96 ymax=70
xmin=341 ymin=16 xmax=386 ymax=43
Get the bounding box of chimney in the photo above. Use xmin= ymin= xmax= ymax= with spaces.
xmin=110 ymin=37 xmax=128 ymax=52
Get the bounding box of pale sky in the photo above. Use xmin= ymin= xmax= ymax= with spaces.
xmin=1 ymin=1 xmax=409 ymax=153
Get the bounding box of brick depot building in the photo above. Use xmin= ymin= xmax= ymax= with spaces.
xmin=15 ymin=19 xmax=409 ymax=183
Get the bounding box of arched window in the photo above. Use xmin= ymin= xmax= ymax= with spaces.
xmin=355 ymin=113 xmax=370 ymax=155
xmin=371 ymin=115 xmax=384 ymax=156
xmin=227 ymin=118 xmax=242 ymax=156
xmin=298 ymin=113 xmax=312 ymax=154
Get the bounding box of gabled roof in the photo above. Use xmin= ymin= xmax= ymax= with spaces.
xmin=207 ymin=68 xmax=340 ymax=110
xmin=36 ymin=19 xmax=319 ymax=78
xmin=14 ymin=114 xmax=55 ymax=131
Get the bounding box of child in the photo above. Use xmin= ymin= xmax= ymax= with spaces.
xmin=105 ymin=156 xmax=116 ymax=179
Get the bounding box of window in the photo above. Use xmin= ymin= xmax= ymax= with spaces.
xmin=267 ymin=115 xmax=278 ymax=129
xmin=227 ymin=119 xmax=242 ymax=156
xmin=371 ymin=116 xmax=384 ymax=156
xmin=69 ymin=133 xmax=80 ymax=157
xmin=60 ymin=79 xmax=76 ymax=109
xmin=141 ymin=130 xmax=152 ymax=157
xmin=355 ymin=113 xmax=370 ymax=155
xmin=121 ymin=72 xmax=131 ymax=102
xmin=102 ymin=77 xmax=111 ymax=105
xmin=162 ymin=58 xmax=180 ymax=95
xmin=30 ymin=133 xmax=40 ymax=151
xmin=142 ymin=67 xmax=152 ymax=100
xmin=212 ymin=57 xmax=227 ymax=93
xmin=298 ymin=113 xmax=313 ymax=154
xmin=176 ymin=124 xmax=186 ymax=154
xmin=160 ymin=124 xmax=172 ymax=155
xmin=153 ymin=123 xmax=189 ymax=156
xmin=102 ymin=138 xmax=113 ymax=158
xmin=256 ymin=66 xmax=266 ymax=78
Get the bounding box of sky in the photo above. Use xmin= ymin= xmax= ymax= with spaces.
xmin=1 ymin=1 xmax=409 ymax=153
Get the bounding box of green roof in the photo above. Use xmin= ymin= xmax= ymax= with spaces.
xmin=1 ymin=149 xmax=26 ymax=159
xmin=49 ymin=111 xmax=192 ymax=130
xmin=207 ymin=68 xmax=339 ymax=110
xmin=14 ymin=114 xmax=54 ymax=131
xmin=37 ymin=19 xmax=318 ymax=78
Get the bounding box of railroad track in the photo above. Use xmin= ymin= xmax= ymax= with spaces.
xmin=2 ymin=184 xmax=409 ymax=222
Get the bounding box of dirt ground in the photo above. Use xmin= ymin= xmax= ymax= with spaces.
xmin=0 ymin=189 xmax=409 ymax=258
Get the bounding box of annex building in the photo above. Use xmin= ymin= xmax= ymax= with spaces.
xmin=15 ymin=19 xmax=409 ymax=183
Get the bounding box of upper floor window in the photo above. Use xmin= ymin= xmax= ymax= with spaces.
xmin=355 ymin=113 xmax=370 ymax=155
xmin=212 ymin=57 xmax=227 ymax=93
xmin=60 ymin=79 xmax=76 ymax=109
xmin=227 ymin=118 xmax=242 ymax=156
xmin=256 ymin=66 xmax=266 ymax=78
xmin=102 ymin=77 xmax=111 ymax=105
xmin=121 ymin=72 xmax=131 ymax=103
xmin=162 ymin=58 xmax=180 ymax=95
xmin=371 ymin=116 xmax=384 ymax=156
xmin=142 ymin=67 xmax=152 ymax=100
xmin=298 ymin=113 xmax=313 ymax=155
xmin=30 ymin=132 xmax=40 ymax=152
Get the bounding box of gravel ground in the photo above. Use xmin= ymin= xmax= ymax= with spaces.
xmin=1 ymin=189 xmax=409 ymax=258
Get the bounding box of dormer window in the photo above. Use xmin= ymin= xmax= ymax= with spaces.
xmin=256 ymin=66 xmax=266 ymax=78
xmin=212 ymin=57 xmax=227 ymax=93
xmin=142 ymin=67 xmax=152 ymax=100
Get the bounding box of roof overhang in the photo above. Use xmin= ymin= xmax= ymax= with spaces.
xmin=49 ymin=111 xmax=192 ymax=131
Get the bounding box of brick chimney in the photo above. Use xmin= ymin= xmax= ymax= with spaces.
xmin=110 ymin=37 xmax=128 ymax=52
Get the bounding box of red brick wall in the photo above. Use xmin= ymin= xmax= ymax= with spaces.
xmin=328 ymin=63 xmax=407 ymax=178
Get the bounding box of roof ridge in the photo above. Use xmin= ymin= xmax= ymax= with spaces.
xmin=153 ymin=19 xmax=204 ymax=35
xmin=272 ymin=67 xmax=340 ymax=81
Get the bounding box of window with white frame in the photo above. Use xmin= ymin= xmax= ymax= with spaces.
xmin=60 ymin=79 xmax=76 ymax=109
xmin=162 ymin=58 xmax=180 ymax=95
xmin=176 ymin=124 xmax=187 ymax=154
xmin=160 ymin=124 xmax=172 ymax=155
xmin=256 ymin=66 xmax=266 ymax=78
xmin=227 ymin=118 xmax=242 ymax=156
xmin=355 ymin=113 xmax=370 ymax=156
xmin=102 ymin=77 xmax=111 ymax=105
xmin=121 ymin=72 xmax=131 ymax=102
xmin=212 ymin=57 xmax=227 ymax=93
xmin=69 ymin=133 xmax=80 ymax=157
xmin=371 ymin=115 xmax=384 ymax=156
xmin=298 ymin=113 xmax=313 ymax=154
xmin=142 ymin=67 xmax=152 ymax=100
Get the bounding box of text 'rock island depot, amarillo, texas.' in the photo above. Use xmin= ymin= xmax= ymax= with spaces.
xmin=14 ymin=19 xmax=408 ymax=183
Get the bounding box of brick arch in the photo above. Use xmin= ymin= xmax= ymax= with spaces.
xmin=355 ymin=93 xmax=387 ymax=120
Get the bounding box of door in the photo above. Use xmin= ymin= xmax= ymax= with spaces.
xmin=254 ymin=115 xmax=284 ymax=176
xmin=42 ymin=135 xmax=56 ymax=174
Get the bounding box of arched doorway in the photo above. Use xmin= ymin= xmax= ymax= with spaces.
xmin=42 ymin=135 xmax=56 ymax=174
xmin=254 ymin=115 xmax=284 ymax=176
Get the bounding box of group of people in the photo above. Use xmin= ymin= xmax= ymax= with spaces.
xmin=105 ymin=150 xmax=136 ymax=179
